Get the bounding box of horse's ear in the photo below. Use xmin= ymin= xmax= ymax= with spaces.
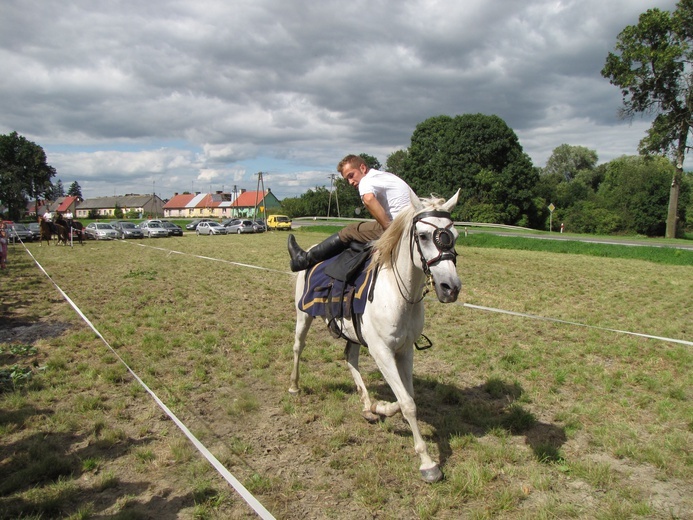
xmin=442 ymin=189 xmax=460 ymax=213
xmin=410 ymin=190 xmax=424 ymax=211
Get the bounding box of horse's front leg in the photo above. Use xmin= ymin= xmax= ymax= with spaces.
xmin=344 ymin=341 xmax=380 ymax=423
xmin=289 ymin=311 xmax=313 ymax=394
xmin=370 ymin=343 xmax=442 ymax=483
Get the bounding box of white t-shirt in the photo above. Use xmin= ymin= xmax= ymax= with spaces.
xmin=358 ymin=169 xmax=413 ymax=220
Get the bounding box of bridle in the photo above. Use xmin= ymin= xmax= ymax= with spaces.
xmin=392 ymin=210 xmax=458 ymax=304
xmin=411 ymin=210 xmax=458 ymax=277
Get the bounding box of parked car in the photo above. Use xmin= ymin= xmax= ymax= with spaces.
xmin=267 ymin=215 xmax=292 ymax=230
xmin=7 ymin=223 xmax=34 ymax=242
xmin=112 ymin=221 xmax=144 ymax=239
xmin=185 ymin=218 xmax=214 ymax=230
xmin=224 ymin=219 xmax=256 ymax=234
xmin=139 ymin=220 xmax=169 ymax=238
xmin=159 ymin=220 xmax=183 ymax=236
xmin=27 ymin=222 xmax=42 ymax=240
xmin=84 ymin=222 xmax=119 ymax=240
xmin=196 ymin=221 xmax=227 ymax=235
xmin=253 ymin=220 xmax=267 ymax=233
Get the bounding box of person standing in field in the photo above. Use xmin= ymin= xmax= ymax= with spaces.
xmin=0 ymin=223 xmax=8 ymax=270
xmin=287 ymin=154 xmax=414 ymax=272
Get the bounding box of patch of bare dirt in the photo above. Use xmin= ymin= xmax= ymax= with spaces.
xmin=0 ymin=318 xmax=72 ymax=344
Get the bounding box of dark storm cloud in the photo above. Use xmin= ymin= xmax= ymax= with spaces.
xmin=0 ymin=0 xmax=679 ymax=198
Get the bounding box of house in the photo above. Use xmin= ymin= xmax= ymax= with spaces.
xmin=75 ymin=194 xmax=164 ymax=219
xmin=232 ymin=189 xmax=282 ymax=217
xmin=48 ymin=196 xmax=80 ymax=217
xmin=163 ymin=192 xmax=231 ymax=219
xmin=26 ymin=199 xmax=49 ymax=218
xmin=163 ymin=189 xmax=282 ymax=219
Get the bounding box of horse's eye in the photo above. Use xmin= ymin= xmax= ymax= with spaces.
xmin=418 ymin=233 xmax=428 ymax=241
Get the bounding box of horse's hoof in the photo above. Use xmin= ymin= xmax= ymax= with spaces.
xmin=288 ymin=387 xmax=300 ymax=395
xmin=362 ymin=410 xmax=380 ymax=423
xmin=420 ymin=465 xmax=443 ymax=483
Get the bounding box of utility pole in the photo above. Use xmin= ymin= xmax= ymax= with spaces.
xmin=254 ymin=172 xmax=265 ymax=221
xmin=327 ymin=174 xmax=340 ymax=218
xmin=232 ymin=185 xmax=238 ymax=217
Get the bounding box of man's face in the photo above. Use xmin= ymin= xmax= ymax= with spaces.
xmin=341 ymin=162 xmax=368 ymax=187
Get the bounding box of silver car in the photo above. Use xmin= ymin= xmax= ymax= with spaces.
xmin=139 ymin=221 xmax=169 ymax=238
xmin=223 ymin=219 xmax=256 ymax=234
xmin=85 ymin=222 xmax=119 ymax=240
xmin=112 ymin=221 xmax=144 ymax=239
xmin=196 ymin=221 xmax=227 ymax=235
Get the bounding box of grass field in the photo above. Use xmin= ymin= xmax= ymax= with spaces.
xmin=1 ymin=231 xmax=691 ymax=519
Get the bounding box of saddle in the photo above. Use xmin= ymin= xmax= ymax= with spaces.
xmin=298 ymin=242 xmax=376 ymax=344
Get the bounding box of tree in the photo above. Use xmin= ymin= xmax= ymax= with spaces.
xmin=400 ymin=114 xmax=538 ymax=226
xmin=601 ymin=0 xmax=693 ymax=237
xmin=45 ymin=179 xmax=65 ymax=200
xmin=386 ymin=149 xmax=408 ymax=176
xmin=543 ymin=144 xmax=598 ymax=182
xmin=358 ymin=153 xmax=381 ymax=170
xmin=598 ymin=155 xmax=680 ymax=236
xmin=0 ymin=131 xmax=56 ymax=221
xmin=68 ymin=181 xmax=83 ymax=199
xmin=333 ymin=177 xmax=363 ymax=217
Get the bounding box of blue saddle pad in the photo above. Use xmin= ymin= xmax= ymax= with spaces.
xmin=298 ymin=255 xmax=374 ymax=318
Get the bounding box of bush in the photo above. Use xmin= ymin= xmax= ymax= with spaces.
xmin=563 ymin=201 xmax=622 ymax=234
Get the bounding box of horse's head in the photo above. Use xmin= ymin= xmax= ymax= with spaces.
xmin=411 ymin=190 xmax=462 ymax=303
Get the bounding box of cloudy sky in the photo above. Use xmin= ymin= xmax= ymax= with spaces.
xmin=1 ymin=0 xmax=680 ymax=200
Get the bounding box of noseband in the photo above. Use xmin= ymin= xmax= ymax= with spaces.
xmin=411 ymin=210 xmax=458 ymax=277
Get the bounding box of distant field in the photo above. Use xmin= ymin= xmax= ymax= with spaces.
xmin=298 ymin=223 xmax=693 ymax=266
xmin=1 ymin=232 xmax=691 ymax=519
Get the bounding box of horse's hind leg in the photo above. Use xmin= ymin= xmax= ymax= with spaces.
xmin=344 ymin=341 xmax=380 ymax=423
xmin=289 ymin=310 xmax=313 ymax=394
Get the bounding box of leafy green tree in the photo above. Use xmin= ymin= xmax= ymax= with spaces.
xmin=598 ymin=155 xmax=679 ymax=236
xmin=684 ymin=172 xmax=693 ymax=231
xmin=602 ymin=0 xmax=693 ymax=237
xmin=333 ymin=177 xmax=363 ymax=217
xmin=386 ymin=149 xmax=408 ymax=175
xmin=400 ymin=114 xmax=538 ymax=226
xmin=114 ymin=202 xmax=124 ymax=219
xmin=0 ymin=131 xmax=56 ymax=221
xmin=543 ymin=144 xmax=598 ymax=182
xmin=358 ymin=153 xmax=381 ymax=170
xmin=67 ymin=181 xmax=83 ymax=199
xmin=279 ymin=196 xmax=305 ymax=218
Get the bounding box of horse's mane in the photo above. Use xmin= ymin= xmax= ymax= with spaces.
xmin=370 ymin=195 xmax=448 ymax=270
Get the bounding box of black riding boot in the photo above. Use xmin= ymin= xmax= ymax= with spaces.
xmin=288 ymin=233 xmax=346 ymax=272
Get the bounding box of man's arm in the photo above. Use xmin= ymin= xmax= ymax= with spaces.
xmin=362 ymin=193 xmax=391 ymax=229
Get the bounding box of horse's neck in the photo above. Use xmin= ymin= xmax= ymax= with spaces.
xmin=384 ymin=226 xmax=427 ymax=304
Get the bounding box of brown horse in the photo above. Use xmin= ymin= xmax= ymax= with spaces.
xmin=69 ymin=221 xmax=84 ymax=245
xmin=39 ymin=219 xmax=69 ymax=246
xmin=39 ymin=219 xmax=52 ymax=246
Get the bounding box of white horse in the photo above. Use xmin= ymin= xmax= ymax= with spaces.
xmin=289 ymin=190 xmax=461 ymax=482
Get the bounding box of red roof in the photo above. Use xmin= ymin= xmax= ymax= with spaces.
xmin=231 ymin=191 xmax=268 ymax=207
xmin=56 ymin=196 xmax=78 ymax=212
xmin=163 ymin=193 xmax=196 ymax=209
xmin=163 ymin=191 xmax=269 ymax=209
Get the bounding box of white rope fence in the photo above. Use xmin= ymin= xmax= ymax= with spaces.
xmin=20 ymin=243 xmax=276 ymax=520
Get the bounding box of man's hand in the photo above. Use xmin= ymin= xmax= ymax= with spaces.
xmin=362 ymin=193 xmax=391 ymax=229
